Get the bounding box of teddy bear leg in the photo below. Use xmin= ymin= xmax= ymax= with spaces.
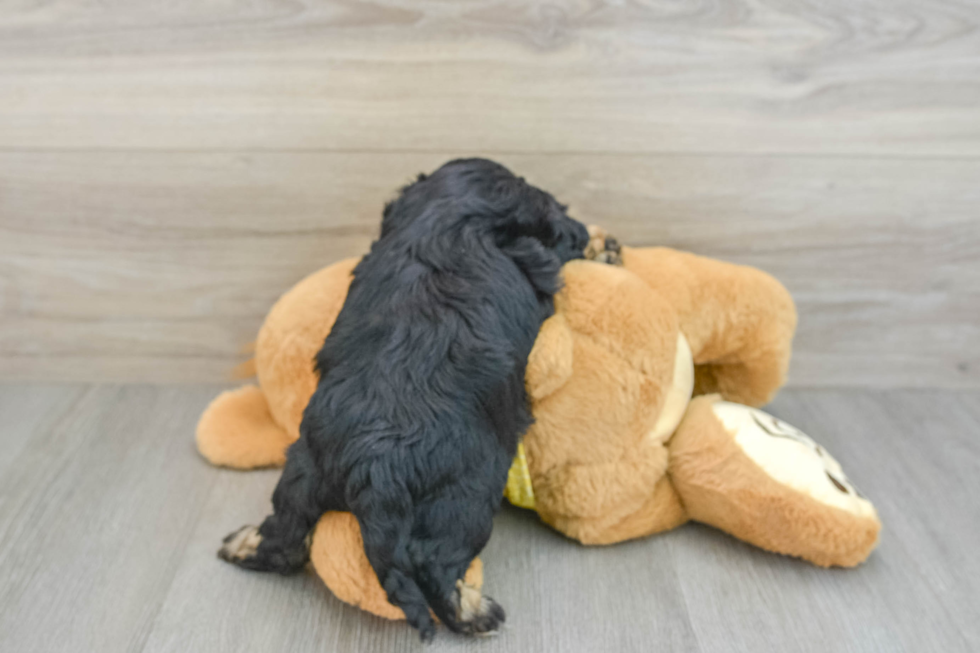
xmin=195 ymin=385 xmax=296 ymax=469
xmin=669 ymin=395 xmax=881 ymax=567
xmin=621 ymin=246 xmax=796 ymax=407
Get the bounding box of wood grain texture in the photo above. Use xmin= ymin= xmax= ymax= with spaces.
xmin=0 ymin=383 xmax=84 ymax=475
xmin=140 ymin=471 xmax=702 ymax=653
xmin=672 ymin=388 xmax=980 ymax=652
xmin=1 ymin=385 xmax=977 ymax=652
xmin=1 ymin=0 xmax=978 ymax=385
xmin=776 ymin=390 xmax=980 ymax=651
xmin=1 ymin=152 xmax=977 ymax=386
xmin=0 ymin=385 xmax=220 ymax=653
xmin=0 ymin=0 xmax=978 ymax=154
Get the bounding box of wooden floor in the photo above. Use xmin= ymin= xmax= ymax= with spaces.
xmin=0 ymin=383 xmax=977 ymax=653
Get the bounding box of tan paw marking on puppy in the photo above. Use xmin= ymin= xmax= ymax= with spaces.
xmin=584 ymin=225 xmax=623 ymax=266
xmin=455 ymin=579 xmax=506 ymax=636
xmin=218 ymin=525 xmax=262 ymax=562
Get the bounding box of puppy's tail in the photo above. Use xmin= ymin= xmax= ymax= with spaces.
xmin=356 ymin=503 xmax=436 ymax=641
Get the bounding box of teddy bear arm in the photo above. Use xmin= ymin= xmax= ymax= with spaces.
xmin=623 ymin=247 xmax=797 ymax=407
xmin=525 ymin=313 xmax=575 ymax=400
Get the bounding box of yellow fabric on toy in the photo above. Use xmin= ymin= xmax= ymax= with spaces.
xmin=504 ymin=443 xmax=536 ymax=510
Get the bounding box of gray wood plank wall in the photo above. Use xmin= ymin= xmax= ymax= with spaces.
xmin=1 ymin=1 xmax=977 ymax=386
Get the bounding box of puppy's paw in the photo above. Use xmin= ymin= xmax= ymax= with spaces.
xmin=584 ymin=225 xmax=623 ymax=266
xmin=454 ymin=580 xmax=506 ymax=637
xmin=218 ymin=525 xmax=262 ymax=564
xmin=418 ymin=621 xmax=437 ymax=644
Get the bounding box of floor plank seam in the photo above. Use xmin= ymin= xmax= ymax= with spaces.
xmin=130 ymin=466 xmax=221 ymax=653
xmin=663 ymin=535 xmax=708 ymax=653
xmin=0 ymin=385 xmax=97 ymax=545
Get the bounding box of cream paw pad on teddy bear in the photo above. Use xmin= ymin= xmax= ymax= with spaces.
xmin=196 ymin=227 xmax=880 ymax=620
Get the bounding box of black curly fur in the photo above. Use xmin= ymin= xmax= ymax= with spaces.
xmin=219 ymin=158 xmax=588 ymax=640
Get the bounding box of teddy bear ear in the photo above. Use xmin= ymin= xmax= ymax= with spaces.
xmin=526 ymin=313 xmax=575 ymax=401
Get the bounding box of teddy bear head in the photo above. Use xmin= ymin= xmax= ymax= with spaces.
xmin=516 ymin=259 xmax=697 ymax=543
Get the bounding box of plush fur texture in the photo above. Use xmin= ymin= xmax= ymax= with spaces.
xmin=217 ymin=158 xmax=588 ymax=640
xmin=669 ymin=395 xmax=881 ymax=568
xmin=525 ymin=246 xmax=801 ymax=544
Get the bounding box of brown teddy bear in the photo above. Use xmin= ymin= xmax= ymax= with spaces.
xmin=196 ymin=228 xmax=880 ymax=620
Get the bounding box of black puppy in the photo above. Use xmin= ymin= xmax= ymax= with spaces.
xmin=218 ymin=158 xmax=589 ymax=640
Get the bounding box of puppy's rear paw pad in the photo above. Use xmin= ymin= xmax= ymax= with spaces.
xmin=455 ymin=581 xmax=506 ymax=636
xmin=469 ymin=598 xmax=505 ymax=637
xmin=218 ymin=525 xmax=262 ymax=562
xmin=584 ymin=225 xmax=623 ymax=266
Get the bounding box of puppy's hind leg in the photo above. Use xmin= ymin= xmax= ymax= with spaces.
xmin=219 ymin=438 xmax=340 ymax=574
xmin=354 ymin=493 xmax=439 ymax=641
xmin=413 ymin=495 xmax=506 ymax=637
xmin=450 ymin=578 xmax=506 ymax=637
